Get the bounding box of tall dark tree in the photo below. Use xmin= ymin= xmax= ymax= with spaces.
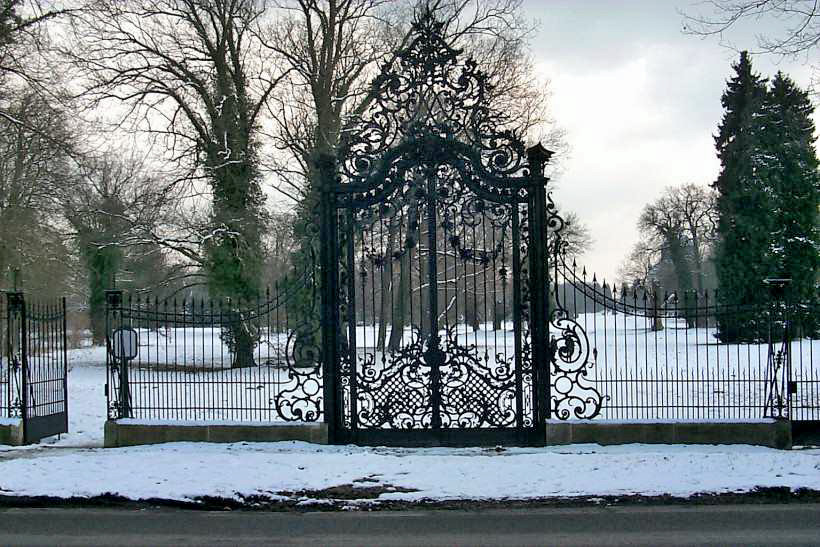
xmin=758 ymin=72 xmax=819 ymax=334
xmin=713 ymin=51 xmax=770 ymax=341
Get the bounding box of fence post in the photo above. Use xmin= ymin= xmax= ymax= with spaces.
xmin=62 ymin=297 xmax=69 ymax=433
xmin=6 ymin=292 xmax=26 ymax=439
xmin=763 ymin=278 xmax=791 ymax=419
xmin=3 ymin=293 xmax=9 ymax=418
xmin=316 ymin=152 xmax=339 ymax=442
xmin=105 ymin=290 xmax=129 ymax=419
xmin=527 ymin=143 xmax=553 ymax=431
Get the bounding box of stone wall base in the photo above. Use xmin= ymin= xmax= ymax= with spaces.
xmin=0 ymin=420 xmax=23 ymax=446
xmin=104 ymin=421 xmax=328 ymax=448
xmin=546 ymin=420 xmax=792 ymax=449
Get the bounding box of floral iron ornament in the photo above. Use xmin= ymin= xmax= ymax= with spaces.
xmin=321 ymin=11 xmax=602 ymax=446
xmin=547 ymin=194 xmax=605 ymax=420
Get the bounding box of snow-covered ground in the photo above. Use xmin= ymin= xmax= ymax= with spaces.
xmin=0 ymin=441 xmax=818 ymax=504
xmin=1 ymin=332 xmax=819 ymax=504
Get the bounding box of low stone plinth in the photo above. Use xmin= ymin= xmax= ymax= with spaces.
xmin=0 ymin=419 xmax=23 ymax=446
xmin=546 ymin=419 xmax=792 ymax=449
xmin=104 ymin=420 xmax=328 ymax=448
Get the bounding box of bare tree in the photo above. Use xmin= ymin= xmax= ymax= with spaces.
xmin=59 ymin=150 xmax=179 ymax=341
xmin=617 ymin=240 xmax=657 ymax=288
xmin=637 ymin=184 xmax=717 ymax=294
xmin=0 ymin=87 xmax=73 ymax=293
xmin=551 ymin=211 xmax=593 ymax=260
xmin=264 ymin=0 xmax=561 ymax=206
xmin=65 ymin=1 xmax=290 ymax=299
xmin=683 ymin=1 xmax=820 ymax=60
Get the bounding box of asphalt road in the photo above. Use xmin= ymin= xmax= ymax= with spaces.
xmin=1 ymin=504 xmax=819 ymax=546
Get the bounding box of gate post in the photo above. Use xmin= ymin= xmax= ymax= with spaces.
xmin=316 ymin=152 xmax=339 ymax=443
xmin=105 ymin=289 xmax=129 ymax=418
xmin=6 ymin=292 xmax=26 ymax=439
xmin=527 ymin=144 xmax=554 ymax=432
xmin=763 ymin=278 xmax=792 ymax=420
xmin=62 ymin=297 xmax=69 ymax=434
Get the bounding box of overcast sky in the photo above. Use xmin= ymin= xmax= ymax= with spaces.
xmin=522 ymin=0 xmax=817 ymax=282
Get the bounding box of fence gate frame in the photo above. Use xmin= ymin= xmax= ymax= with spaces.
xmin=4 ymin=291 xmax=68 ymax=444
xmin=317 ymin=13 xmax=601 ymax=446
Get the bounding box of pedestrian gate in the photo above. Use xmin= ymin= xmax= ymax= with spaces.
xmin=3 ymin=292 xmax=68 ymax=444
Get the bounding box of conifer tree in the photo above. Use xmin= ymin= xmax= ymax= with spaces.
xmin=758 ymin=72 xmax=820 ymax=334
xmin=713 ymin=51 xmax=769 ymax=341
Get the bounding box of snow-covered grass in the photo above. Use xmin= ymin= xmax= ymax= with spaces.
xmin=0 ymin=441 xmax=818 ymax=504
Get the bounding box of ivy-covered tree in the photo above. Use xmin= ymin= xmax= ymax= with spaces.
xmin=66 ymin=1 xmax=289 ymax=366
xmin=713 ymin=51 xmax=769 ymax=342
xmin=758 ymin=72 xmax=819 ymax=335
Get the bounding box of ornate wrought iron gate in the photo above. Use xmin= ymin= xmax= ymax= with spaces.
xmin=317 ymin=14 xmax=601 ymax=446
xmin=4 ymin=292 xmax=68 ymax=444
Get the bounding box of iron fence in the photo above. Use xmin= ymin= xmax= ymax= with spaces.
xmin=105 ymin=275 xmax=323 ymax=423
xmin=555 ymin=260 xmax=819 ymax=421
xmin=105 ymin=266 xmax=819 ymax=425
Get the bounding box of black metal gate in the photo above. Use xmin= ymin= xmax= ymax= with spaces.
xmin=318 ymin=14 xmax=601 ymax=446
xmin=4 ymin=292 xmax=68 ymax=444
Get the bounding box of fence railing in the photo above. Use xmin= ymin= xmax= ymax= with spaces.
xmin=105 ymin=275 xmax=323 ymax=423
xmin=555 ymin=260 xmax=819 ymax=421
xmin=104 ymin=263 xmax=819 ymax=425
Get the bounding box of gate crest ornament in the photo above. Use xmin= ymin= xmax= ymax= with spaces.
xmin=321 ymin=11 xmax=602 ymax=446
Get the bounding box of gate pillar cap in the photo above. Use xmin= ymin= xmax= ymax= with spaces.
xmin=527 ymin=143 xmax=554 ymax=168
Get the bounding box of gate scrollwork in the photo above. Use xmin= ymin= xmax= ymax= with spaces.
xmin=548 ymin=194 xmax=605 ymax=420
xmin=326 ymin=11 xmax=602 ymax=445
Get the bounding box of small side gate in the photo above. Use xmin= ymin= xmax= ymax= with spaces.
xmin=318 ymin=14 xmax=602 ymax=446
xmin=3 ymin=292 xmax=68 ymax=444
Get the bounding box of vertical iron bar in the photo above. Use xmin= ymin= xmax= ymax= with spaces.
xmin=426 ymin=167 xmax=441 ymax=431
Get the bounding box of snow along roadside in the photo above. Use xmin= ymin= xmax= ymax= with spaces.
xmin=0 ymin=441 xmax=818 ymax=505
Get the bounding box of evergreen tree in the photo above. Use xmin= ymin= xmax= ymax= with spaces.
xmin=758 ymin=72 xmax=820 ymax=335
xmin=713 ymin=52 xmax=770 ymax=341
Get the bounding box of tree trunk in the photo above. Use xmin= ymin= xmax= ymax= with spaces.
xmin=377 ymin=216 xmax=398 ymax=351
xmin=493 ymin=299 xmax=504 ymax=331
xmin=650 ymin=280 xmax=664 ymax=332
xmin=230 ymin=321 xmax=257 ymax=369
xmin=388 ymin=245 xmax=410 ymax=352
